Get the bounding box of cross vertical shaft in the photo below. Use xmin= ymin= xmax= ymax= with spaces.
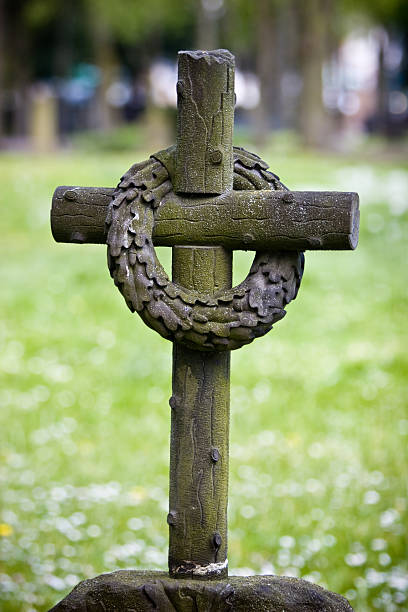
xmin=168 ymin=50 xmax=235 ymax=579
xmin=169 ymin=247 xmax=231 ymax=578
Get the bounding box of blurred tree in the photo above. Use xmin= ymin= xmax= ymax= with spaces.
xmin=196 ymin=0 xmax=223 ymax=50
xmin=1 ymin=0 xmax=407 ymax=146
xmin=0 ymin=0 xmax=4 ymax=140
xmin=224 ymin=0 xmax=285 ymax=143
xmin=84 ymin=0 xmax=195 ymax=132
xmin=342 ymin=0 xmax=408 ymax=134
xmin=253 ymin=0 xmax=282 ymax=143
xmin=87 ymin=0 xmax=195 ymax=64
xmin=0 ymin=0 xmax=196 ymax=141
xmin=86 ymin=9 xmax=120 ymax=131
xmin=294 ymin=0 xmax=334 ymax=147
xmin=2 ymin=0 xmax=34 ymax=139
xmin=227 ymin=0 xmax=335 ymax=146
xmin=52 ymin=1 xmax=83 ymax=78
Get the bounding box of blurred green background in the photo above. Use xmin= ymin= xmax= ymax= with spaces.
xmin=1 ymin=1 xmax=408 ymax=611
xmin=1 ymin=136 xmax=407 ymax=611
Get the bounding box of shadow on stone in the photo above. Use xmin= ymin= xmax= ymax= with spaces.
xmin=49 ymin=570 xmax=353 ymax=611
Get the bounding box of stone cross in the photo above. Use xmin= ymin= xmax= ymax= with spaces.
xmin=50 ymin=49 xmax=358 ymax=608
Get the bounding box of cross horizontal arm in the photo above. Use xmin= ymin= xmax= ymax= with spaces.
xmin=51 ymin=186 xmax=359 ymax=251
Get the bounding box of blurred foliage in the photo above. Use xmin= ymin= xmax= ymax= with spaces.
xmin=5 ymin=0 xmax=408 ymax=76
xmin=342 ymin=0 xmax=408 ymax=26
xmin=22 ymin=0 xmax=195 ymax=34
xmin=2 ymin=0 xmax=408 ymax=147
xmin=86 ymin=0 xmax=195 ymax=43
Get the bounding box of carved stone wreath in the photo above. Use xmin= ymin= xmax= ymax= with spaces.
xmin=106 ymin=146 xmax=304 ymax=352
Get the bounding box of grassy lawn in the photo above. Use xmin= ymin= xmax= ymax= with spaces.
xmin=0 ymin=139 xmax=407 ymax=611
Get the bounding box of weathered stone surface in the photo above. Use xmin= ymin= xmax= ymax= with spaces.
xmin=168 ymin=50 xmax=234 ymax=578
xmin=51 ymin=183 xmax=359 ymax=251
xmin=169 ymin=247 xmax=231 ymax=577
xmin=49 ymin=570 xmax=354 ymax=611
xmin=174 ymin=50 xmax=235 ymax=195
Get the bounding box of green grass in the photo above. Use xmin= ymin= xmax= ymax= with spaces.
xmin=0 ymin=141 xmax=407 ymax=611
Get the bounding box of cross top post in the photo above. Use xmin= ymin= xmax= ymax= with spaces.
xmin=50 ymin=49 xmax=359 ymax=587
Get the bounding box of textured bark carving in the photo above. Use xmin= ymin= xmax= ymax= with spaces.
xmin=169 ymin=248 xmax=231 ymax=577
xmin=175 ymin=49 xmax=235 ymax=194
xmin=154 ymin=188 xmax=359 ymax=251
xmin=169 ymin=49 xmax=235 ymax=579
xmin=51 ymin=186 xmax=113 ymax=245
xmin=51 ymin=183 xmax=359 ymax=251
xmin=106 ymin=147 xmax=304 ymax=352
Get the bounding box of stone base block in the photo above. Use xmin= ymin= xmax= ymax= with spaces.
xmin=49 ymin=570 xmax=353 ymax=611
